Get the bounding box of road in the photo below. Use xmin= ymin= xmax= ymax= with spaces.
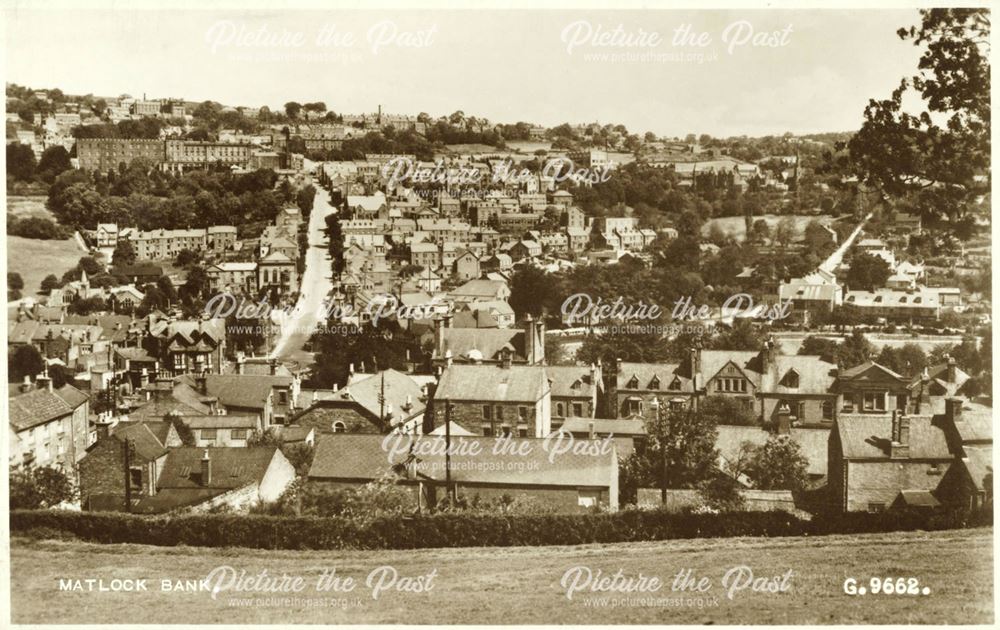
xmin=819 ymin=212 xmax=871 ymax=274
xmin=269 ymin=172 xmax=335 ymax=363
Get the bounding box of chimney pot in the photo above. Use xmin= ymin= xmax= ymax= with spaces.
xmin=201 ymin=449 xmax=212 ymax=485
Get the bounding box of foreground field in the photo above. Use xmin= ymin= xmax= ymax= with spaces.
xmin=6 ymin=235 xmax=85 ymax=299
xmin=10 ymin=528 xmax=992 ymax=624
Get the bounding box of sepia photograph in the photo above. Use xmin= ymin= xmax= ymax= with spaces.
xmin=1 ymin=0 xmax=993 ymax=626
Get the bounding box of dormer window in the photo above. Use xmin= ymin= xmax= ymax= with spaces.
xmin=781 ymin=370 xmax=799 ymax=388
xmin=874 ymin=296 xmax=883 ymax=303
xmin=649 ymin=376 xmax=660 ymax=390
xmin=627 ymin=376 xmax=639 ymax=389
xmin=669 ymin=377 xmax=681 ymax=391
xmin=899 ymin=296 xmax=907 ymax=303
xmin=914 ymin=297 xmax=922 ymax=303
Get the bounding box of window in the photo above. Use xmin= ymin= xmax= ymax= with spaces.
xmin=332 ymin=421 xmax=346 ymax=433
xmin=556 ymin=403 xmax=564 ymax=417
xmin=781 ymin=370 xmax=799 ymax=388
xmin=231 ymin=429 xmax=247 ymax=440
xmin=627 ymin=376 xmax=639 ymax=389
xmin=482 ymin=425 xmax=494 ymax=437
xmin=822 ymin=400 xmax=834 ymax=420
xmin=278 ymin=391 xmax=288 ymax=404
xmin=649 ymin=376 xmax=660 ymax=390
xmin=518 ymin=406 xmax=529 ymax=421
xmin=862 ymin=392 xmax=886 ymax=411
xmin=627 ymin=398 xmax=643 ymax=415
xmin=572 ymin=403 xmax=583 ymax=417
xmin=669 ymin=377 xmax=681 ymax=391
xmin=201 ymin=428 xmax=217 ymax=442
xmin=496 ymin=406 xmax=504 ymax=421
xmin=578 ymin=489 xmax=600 ymax=508
xmin=499 ymin=425 xmax=512 ymax=437
xmin=518 ymin=427 xmax=528 ymax=438
xmin=129 ymin=467 xmax=143 ymax=490
xmin=928 ymin=463 xmax=941 ymax=476
xmin=867 ymin=502 xmax=885 ymax=513
xmin=482 ymin=405 xmax=492 ymax=420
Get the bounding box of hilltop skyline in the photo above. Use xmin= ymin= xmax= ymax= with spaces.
xmin=4 ymin=8 xmax=923 ymax=138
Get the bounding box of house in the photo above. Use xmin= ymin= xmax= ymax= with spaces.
xmin=292 ymin=369 xmax=428 ymax=435
xmin=308 ymin=433 xmax=619 ymax=512
xmin=177 ymin=372 xmax=300 ymax=429
xmin=111 ymin=264 xmax=164 ymax=285
xmin=453 ymin=249 xmax=481 ymax=281
xmin=508 ymin=240 xmax=542 ymax=261
xmin=8 ymin=382 xmax=90 ymax=471
xmin=843 ymin=288 xmax=940 ymax=323
xmin=258 ymin=251 xmax=299 ymax=295
xmin=432 ymin=313 xmax=546 ymax=366
xmin=448 ymin=278 xmax=510 ymax=304
xmin=826 ymin=407 xmax=971 ymax=513
xmin=433 ymin=363 xmax=552 ymax=438
xmin=457 ymin=300 xmax=515 ymax=329
xmin=410 ymin=242 xmax=441 ymax=269
xmin=607 ymin=341 xmax=839 ymax=426
xmin=108 ymin=285 xmax=145 ymax=312
xmin=207 ymin=262 xmax=258 ymax=293
xmin=182 ymin=415 xmax=261 ymax=447
xmin=778 ymin=270 xmax=842 ymax=319
xmin=908 ymin=357 xmax=971 ymax=415
xmin=147 ymin=317 xmax=226 ymax=376
xmin=834 ymin=361 xmax=912 ymax=415
xmin=131 ymin=447 xmax=295 ymax=514
xmin=547 ymin=365 xmax=603 ymax=420
xmin=78 ymin=421 xmax=175 ymax=510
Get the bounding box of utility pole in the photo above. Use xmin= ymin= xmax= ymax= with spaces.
xmin=445 ymin=400 xmax=454 ymax=502
xmin=123 ymin=438 xmax=133 ymax=513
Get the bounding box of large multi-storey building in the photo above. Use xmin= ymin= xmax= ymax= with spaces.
xmin=77 ymin=138 xmax=165 ymax=172
xmin=128 ymin=226 xmax=237 ymax=260
xmin=164 ymin=140 xmax=252 ymax=172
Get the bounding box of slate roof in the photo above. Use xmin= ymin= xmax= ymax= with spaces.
xmin=836 ymin=414 xmax=952 ymax=460
xmin=557 ymin=417 xmax=645 ymax=436
xmin=156 ymin=446 xmax=278 ymax=490
xmin=108 ymin=421 xmax=170 ymax=461
xmin=308 ymin=434 xmax=616 ymax=488
xmin=435 ymin=365 xmax=549 ymax=402
xmin=312 ymin=369 xmax=426 ymax=423
xmin=437 ymin=328 xmax=526 ymax=361
xmin=617 ymin=362 xmax=690 ymax=392
xmin=546 ymin=365 xmax=602 ymax=398
xmin=178 ymin=374 xmax=292 ymax=410
xmin=9 ymin=385 xmax=88 ymax=432
xmin=110 ymin=420 xmax=175 ymax=448
xmin=183 ymin=415 xmax=260 ymax=429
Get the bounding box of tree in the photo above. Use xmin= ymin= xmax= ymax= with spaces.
xmin=10 ymin=464 xmax=76 ymax=509
xmin=284 ymin=101 xmax=302 ymax=119
xmin=8 ymin=272 xmax=24 ymax=300
xmin=40 ymin=274 xmax=60 ymax=294
xmin=619 ymin=402 xmax=720 ymax=503
xmin=325 ymin=213 xmax=345 ymax=277
xmin=849 ymin=9 xmax=989 ymax=238
xmin=175 ymin=248 xmax=201 ymax=268
xmin=876 ymin=343 xmax=927 ymax=378
xmin=36 ymin=145 xmax=72 ymax=182
xmin=740 ymin=435 xmax=809 ymax=490
xmin=845 ymin=252 xmax=891 ymax=290
xmin=112 ymin=239 xmax=137 ymax=266
xmin=8 ymin=345 xmax=45 ymax=383
xmin=699 ymin=395 xmax=758 ymax=427
xmin=509 ymin=265 xmax=562 ymax=319
xmin=6 ymin=143 xmax=36 ymax=181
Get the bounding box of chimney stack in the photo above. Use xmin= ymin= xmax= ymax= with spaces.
xmin=890 ymin=410 xmax=910 ymax=459
xmin=20 ymin=375 xmax=32 ymax=394
xmin=588 ymin=421 xmax=595 ymax=440
xmin=201 ymin=449 xmax=212 ymax=485
xmin=946 ymin=397 xmax=963 ymax=424
xmin=946 ymin=356 xmax=957 ymax=383
xmin=776 ymin=407 xmax=791 ymax=435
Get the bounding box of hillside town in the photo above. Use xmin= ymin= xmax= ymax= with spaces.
xmin=6 ymin=74 xmax=991 ymax=522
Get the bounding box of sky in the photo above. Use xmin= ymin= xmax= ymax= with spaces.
xmin=2 ymin=7 xmax=925 ymax=138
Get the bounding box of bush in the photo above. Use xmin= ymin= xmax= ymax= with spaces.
xmin=9 ymin=505 xmax=991 ymax=551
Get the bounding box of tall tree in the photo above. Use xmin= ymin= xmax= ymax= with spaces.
xmin=849 ymin=9 xmax=989 ymax=238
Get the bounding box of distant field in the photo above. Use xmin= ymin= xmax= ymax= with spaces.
xmin=702 ymin=214 xmax=834 ymax=241
xmin=6 ymin=195 xmax=54 ymax=221
xmin=6 ymin=235 xmax=85 ymax=299
xmin=9 ymin=528 xmax=992 ymax=624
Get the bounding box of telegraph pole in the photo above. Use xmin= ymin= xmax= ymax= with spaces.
xmin=123 ymin=438 xmax=133 ymax=513
xmin=445 ymin=400 xmax=454 ymax=502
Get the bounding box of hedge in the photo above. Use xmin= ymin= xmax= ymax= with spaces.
xmin=9 ymin=506 xmax=992 ymax=550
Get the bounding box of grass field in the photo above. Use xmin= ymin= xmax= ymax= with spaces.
xmin=7 ymin=235 xmax=86 ymax=299
xmin=9 ymin=528 xmax=992 ymax=624
xmin=6 ymin=195 xmax=54 ymax=220
xmin=702 ymin=214 xmax=835 ymax=241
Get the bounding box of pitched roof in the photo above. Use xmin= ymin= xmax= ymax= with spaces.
xmin=437 ymin=328 xmax=526 ymax=361
xmin=9 ymin=385 xmax=87 ymax=432
xmin=308 ymin=434 xmax=616 ymax=488
xmin=836 ymin=414 xmax=952 ymax=460
xmin=307 ymin=369 xmax=426 ymax=423
xmin=435 ymin=365 xmax=550 ymax=402
xmin=557 ymin=417 xmax=645 ymax=436
xmin=108 ymin=421 xmax=170 ymax=461
xmin=546 ymin=365 xmax=602 ymax=398
xmin=178 ymin=374 xmax=292 ymax=410
xmin=155 ymin=446 xmax=278 ymax=490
